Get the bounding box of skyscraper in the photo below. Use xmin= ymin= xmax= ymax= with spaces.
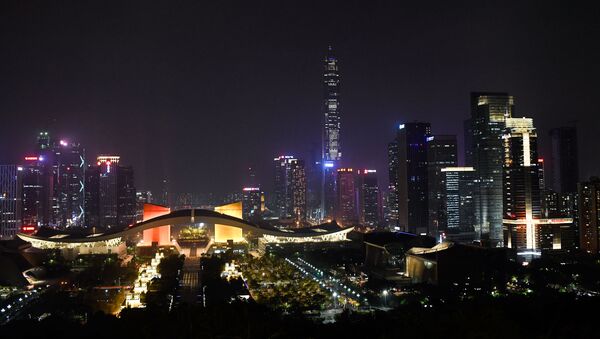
xmin=0 ymin=165 xmax=22 ymax=239
xmin=502 ymin=118 xmax=542 ymax=250
xmin=387 ymin=141 xmax=400 ymax=227
xmin=549 ymin=126 xmax=579 ymax=194
xmin=160 ymin=178 xmax=170 ymax=208
xmin=242 ymin=166 xmax=263 ymax=221
xmin=242 ymin=187 xmax=262 ymax=220
xmin=388 ymin=122 xmax=431 ymax=234
xmin=274 ymin=155 xmax=295 ymax=219
xmin=21 ymin=156 xmax=52 ymax=228
xmin=442 ymin=167 xmax=476 ymax=237
xmin=357 ymin=169 xmax=380 ymax=227
xmin=306 ymin=143 xmax=322 ymax=222
xmin=471 ymin=92 xmax=514 ymax=245
xmin=578 ymin=178 xmax=600 ymax=254
xmin=31 ymin=132 xmax=86 ymax=228
xmin=464 ymin=118 xmax=474 ymax=166
xmin=322 ymin=46 xmax=341 ymax=163
xmin=336 ymin=168 xmax=357 ymax=226
xmin=85 ymin=156 xmax=136 ymax=229
xmin=321 ymin=46 xmax=341 ymax=221
xmin=290 ymin=159 xmax=307 ymax=224
xmin=427 ymin=135 xmax=458 ymax=236
xmin=273 ymin=155 xmax=306 ymax=224
xmin=51 ymin=140 xmax=86 ymax=228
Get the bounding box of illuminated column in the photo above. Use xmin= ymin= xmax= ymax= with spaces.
xmin=502 ymin=118 xmax=542 ymax=251
xmin=214 ymin=201 xmax=244 ymax=243
xmin=141 ymin=203 xmax=171 ymax=246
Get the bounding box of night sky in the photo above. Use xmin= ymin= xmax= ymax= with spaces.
xmin=1 ymin=1 xmax=599 ymax=196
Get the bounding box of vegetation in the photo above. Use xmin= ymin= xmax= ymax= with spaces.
xmin=75 ymin=254 xmax=137 ymax=288
xmin=240 ymin=255 xmax=328 ymax=313
xmin=5 ymin=295 xmax=600 ymax=338
xmin=145 ymin=254 xmax=184 ymax=309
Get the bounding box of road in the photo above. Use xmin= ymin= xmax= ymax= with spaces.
xmin=179 ymin=256 xmax=201 ymax=305
xmin=285 ymin=256 xmax=368 ymax=308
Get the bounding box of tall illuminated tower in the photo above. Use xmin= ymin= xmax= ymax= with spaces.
xmin=502 ymin=118 xmax=542 ymax=250
xmin=471 ymin=92 xmax=514 ymax=245
xmin=321 ymin=46 xmax=341 ymax=220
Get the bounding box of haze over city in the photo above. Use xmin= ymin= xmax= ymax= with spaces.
xmin=1 ymin=1 xmax=600 ymax=337
xmin=2 ymin=1 xmax=599 ymax=195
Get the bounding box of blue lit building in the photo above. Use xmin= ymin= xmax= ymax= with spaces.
xmin=388 ymin=122 xmax=431 ymax=234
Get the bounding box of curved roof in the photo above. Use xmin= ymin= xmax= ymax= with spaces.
xmin=17 ymin=208 xmax=353 ymax=244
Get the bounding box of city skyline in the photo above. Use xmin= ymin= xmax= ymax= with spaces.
xmin=2 ymin=2 xmax=600 ymax=336
xmin=2 ymin=2 xmax=599 ymax=196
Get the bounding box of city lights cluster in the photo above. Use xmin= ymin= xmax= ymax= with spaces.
xmin=285 ymin=257 xmax=365 ymax=305
xmin=0 ymin=288 xmax=42 ymax=324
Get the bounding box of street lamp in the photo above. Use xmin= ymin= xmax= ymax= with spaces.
xmin=382 ymin=290 xmax=388 ymax=306
xmin=333 ymin=292 xmax=338 ymax=308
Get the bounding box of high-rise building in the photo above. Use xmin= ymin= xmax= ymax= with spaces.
xmin=306 ymin=143 xmax=322 ymax=222
xmin=356 ymin=169 xmax=380 ymax=227
xmin=136 ymin=191 xmax=153 ymax=222
xmin=501 ymin=118 xmax=572 ymax=251
xmin=578 ymin=178 xmax=600 ymax=254
xmin=273 ymin=156 xmax=306 ymax=223
xmin=471 ymin=92 xmax=514 ymax=245
xmin=85 ymin=156 xmax=136 ymax=229
xmin=290 ymin=159 xmax=307 ymax=224
xmin=242 ymin=166 xmax=263 ymax=221
xmin=388 ymin=122 xmax=431 ymax=234
xmin=51 ymin=140 xmax=86 ymax=228
xmin=0 ymin=165 xmax=22 ymax=239
xmin=502 ymin=118 xmax=541 ymax=250
xmin=321 ymin=46 xmax=341 ymax=221
xmin=274 ymin=155 xmax=295 ymax=219
xmin=464 ymin=118 xmax=474 ymax=166
xmin=160 ymin=178 xmax=170 ymax=208
xmin=322 ymin=46 xmax=341 ymax=163
xmin=242 ymin=187 xmax=262 ymax=220
xmin=442 ymin=167 xmax=476 ymax=239
xmin=549 ymin=126 xmax=579 ymax=194
xmin=21 ymin=156 xmax=52 ymax=228
xmin=538 ymin=158 xmax=546 ymax=191
xmin=84 ymin=164 xmax=100 ymax=228
xmin=542 ymin=190 xmax=578 ymax=250
xmin=336 ymin=168 xmax=356 ymax=225
xmin=387 ymin=141 xmax=400 ymax=227
xmin=31 ymin=132 xmax=86 ymax=228
xmin=427 ymin=135 xmax=458 ymax=236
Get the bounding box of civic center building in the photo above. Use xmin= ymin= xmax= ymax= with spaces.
xmin=17 ymin=203 xmax=353 ymax=257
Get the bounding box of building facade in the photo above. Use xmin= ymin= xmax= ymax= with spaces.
xmin=550 ymin=126 xmax=579 ymax=194
xmin=85 ymin=156 xmax=136 ymax=230
xmin=21 ymin=157 xmax=52 ymax=229
xmin=242 ymin=187 xmax=262 ymax=220
xmin=290 ymin=159 xmax=307 ymax=224
xmin=357 ymin=169 xmax=380 ymax=227
xmin=427 ymin=135 xmax=458 ymax=236
xmin=442 ymin=167 xmax=476 ymax=239
xmin=321 ymin=46 xmax=341 ymax=221
xmin=0 ymin=165 xmax=22 ymax=239
xmin=388 ymin=122 xmax=431 ymax=234
xmin=273 ymin=156 xmax=306 ymax=224
xmin=336 ymin=168 xmax=357 ymax=226
xmin=579 ymin=178 xmax=600 ymax=254
xmin=502 ymin=118 xmax=541 ymax=250
xmin=471 ymin=92 xmax=514 ymax=245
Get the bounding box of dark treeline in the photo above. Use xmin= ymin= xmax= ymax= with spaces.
xmin=3 ymin=295 xmax=598 ymax=338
